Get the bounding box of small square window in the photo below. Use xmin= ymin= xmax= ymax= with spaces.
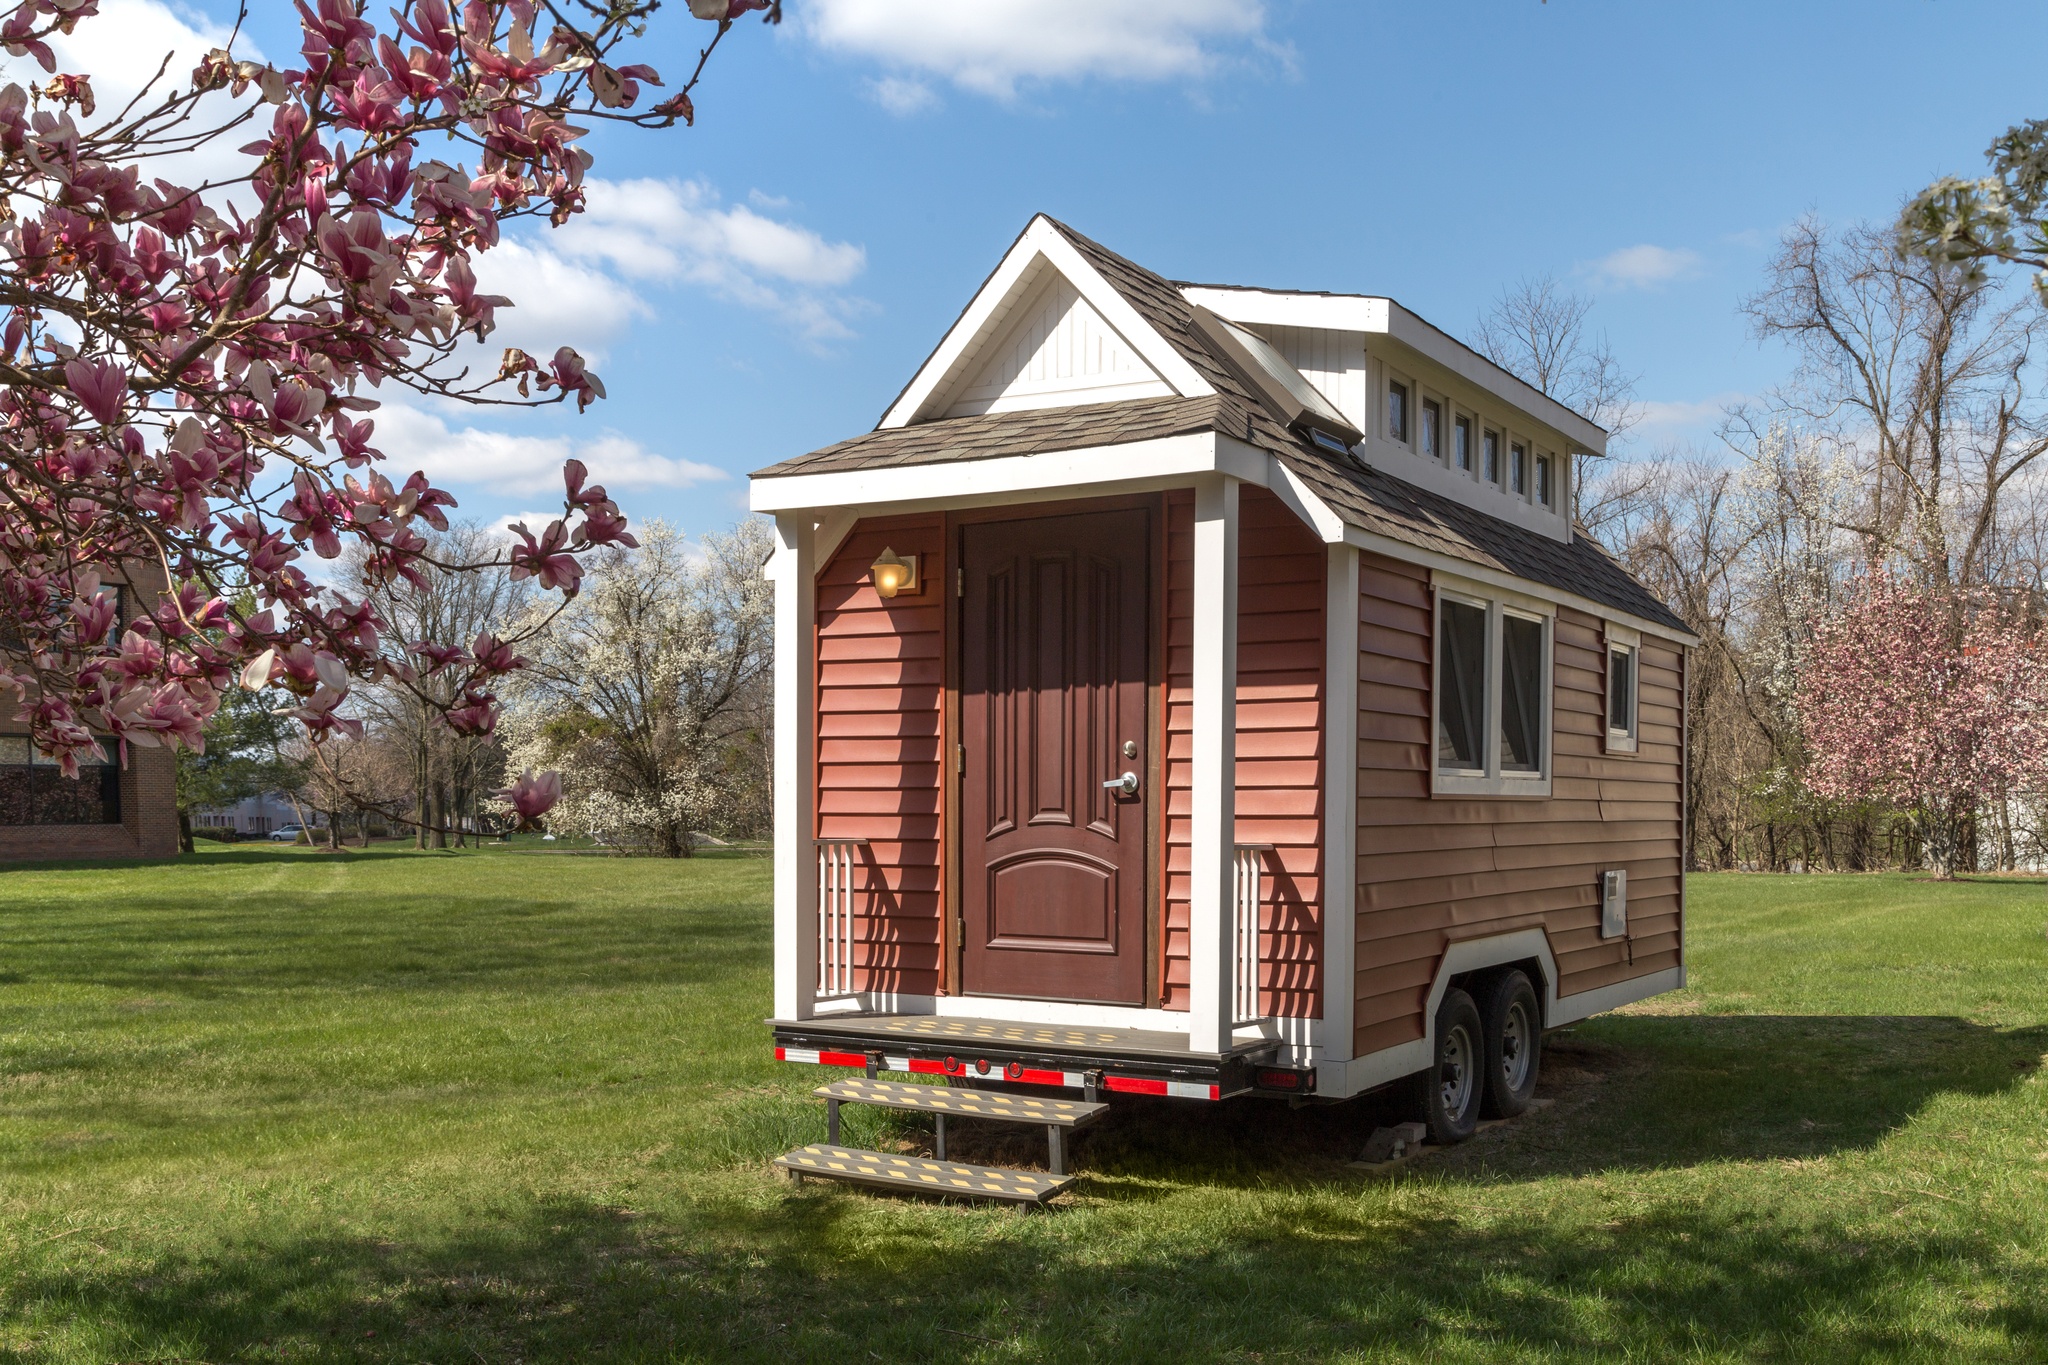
xmin=1483 ymin=430 xmax=1501 ymax=484
xmin=1511 ymin=442 xmax=1528 ymax=496
xmin=1387 ymin=381 xmax=1409 ymax=444
xmin=1536 ymin=454 xmax=1554 ymax=508
xmin=1454 ymin=416 xmax=1472 ymax=472
xmin=1607 ymin=643 xmax=1638 ymax=751
xmin=1420 ymin=399 xmax=1441 ymax=460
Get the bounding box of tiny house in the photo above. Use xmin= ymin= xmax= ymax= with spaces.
xmin=751 ymin=217 xmax=1693 ymax=1193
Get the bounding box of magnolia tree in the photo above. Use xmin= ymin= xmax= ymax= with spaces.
xmin=1797 ymin=573 xmax=2048 ymax=876
xmin=0 ymin=0 xmax=771 ymax=832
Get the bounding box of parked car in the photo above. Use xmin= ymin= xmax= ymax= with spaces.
xmin=268 ymin=824 xmax=309 ymax=842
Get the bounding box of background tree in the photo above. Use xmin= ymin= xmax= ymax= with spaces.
xmin=175 ymin=682 xmax=302 ymax=850
xmin=1474 ymin=275 xmax=1648 ymax=536
xmin=503 ymin=519 xmax=771 ymax=856
xmin=1798 ymin=573 xmax=2048 ymax=877
xmin=0 ymin=0 xmax=769 ymax=807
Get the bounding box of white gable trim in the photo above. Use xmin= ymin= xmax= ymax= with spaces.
xmin=881 ymin=217 xmax=1213 ymax=429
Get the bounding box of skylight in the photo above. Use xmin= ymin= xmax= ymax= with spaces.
xmin=1212 ymin=316 xmax=1356 ymax=437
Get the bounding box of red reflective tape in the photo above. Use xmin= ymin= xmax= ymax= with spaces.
xmin=1016 ymin=1068 xmax=1068 ymax=1086
xmin=818 ymin=1050 xmax=869 ymax=1068
xmin=774 ymin=1046 xmax=786 ymax=1061
xmin=1105 ymin=1075 xmax=1168 ymax=1096
xmin=906 ymin=1058 xmax=946 ymax=1075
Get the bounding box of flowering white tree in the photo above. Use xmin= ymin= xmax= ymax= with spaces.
xmin=1797 ymin=572 xmax=2048 ymax=876
xmin=503 ymin=517 xmax=770 ymax=855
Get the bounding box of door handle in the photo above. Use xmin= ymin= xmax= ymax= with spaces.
xmin=1102 ymin=771 xmax=1139 ymax=797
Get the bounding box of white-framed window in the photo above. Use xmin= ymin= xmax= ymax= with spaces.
xmin=1605 ymin=623 xmax=1640 ymax=754
xmin=1453 ymin=413 xmax=1473 ymax=473
xmin=1432 ymin=579 xmax=1554 ymax=797
xmin=1420 ymin=397 xmax=1441 ymax=462
xmin=1536 ymin=452 xmax=1555 ymax=508
xmin=1510 ymin=440 xmax=1529 ymax=496
xmin=1483 ymin=429 xmax=1502 ymax=485
xmin=1387 ymin=378 xmax=1410 ymax=444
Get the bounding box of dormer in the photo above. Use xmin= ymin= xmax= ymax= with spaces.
xmin=1178 ymin=286 xmax=1605 ymax=543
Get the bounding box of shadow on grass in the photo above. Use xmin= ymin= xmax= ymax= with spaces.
xmin=6 ymin=1015 xmax=2045 ymax=1361
xmin=902 ymin=1015 xmax=2048 ymax=1187
xmin=11 ymin=1161 xmax=2045 ymax=1363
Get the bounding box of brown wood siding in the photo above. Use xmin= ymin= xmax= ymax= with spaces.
xmin=815 ymin=515 xmax=947 ymax=996
xmin=1163 ymin=487 xmax=1326 ymax=1017
xmin=1353 ymin=553 xmax=1684 ymax=1058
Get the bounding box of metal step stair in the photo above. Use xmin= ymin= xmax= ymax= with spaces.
xmin=775 ymin=1144 xmax=1073 ymax=1205
xmin=774 ymin=1078 xmax=1108 ymax=1203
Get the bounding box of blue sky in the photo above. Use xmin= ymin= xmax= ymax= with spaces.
xmin=108 ymin=2 xmax=2048 ymax=540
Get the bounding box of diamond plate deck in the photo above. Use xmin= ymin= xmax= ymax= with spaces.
xmin=815 ymin=1078 xmax=1106 ymax=1127
xmin=774 ymin=1144 xmax=1074 ymax=1204
xmin=770 ymin=1012 xmax=1268 ymax=1062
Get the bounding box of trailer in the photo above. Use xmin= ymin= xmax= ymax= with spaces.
xmin=750 ymin=216 xmax=1696 ymax=1200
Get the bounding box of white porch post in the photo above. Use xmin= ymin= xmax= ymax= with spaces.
xmin=771 ymin=513 xmax=819 ymax=1021
xmin=1187 ymin=475 xmax=1240 ymax=1054
xmin=1319 ymin=544 xmax=1360 ymax=1080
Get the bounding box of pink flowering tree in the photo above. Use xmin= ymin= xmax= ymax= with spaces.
xmin=0 ymin=0 xmax=771 ymax=832
xmin=1797 ymin=572 xmax=2048 ymax=876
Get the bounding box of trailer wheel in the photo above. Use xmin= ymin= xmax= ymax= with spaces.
xmin=1478 ymin=970 xmax=1542 ymax=1119
xmin=1421 ymin=988 xmax=1484 ymax=1145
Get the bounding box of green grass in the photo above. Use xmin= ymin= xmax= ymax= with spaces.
xmin=1 ymin=853 xmax=2043 ymax=1363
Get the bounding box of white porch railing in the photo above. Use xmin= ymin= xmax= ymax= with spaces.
xmin=1233 ymin=843 xmax=1272 ymax=1025
xmin=815 ymin=837 xmax=868 ymax=998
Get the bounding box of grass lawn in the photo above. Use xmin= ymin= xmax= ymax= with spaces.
xmin=0 ymin=852 xmax=2044 ymax=1363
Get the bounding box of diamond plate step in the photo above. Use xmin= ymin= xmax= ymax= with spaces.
xmin=813 ymin=1077 xmax=1106 ymax=1127
xmin=774 ymin=1144 xmax=1074 ymax=1204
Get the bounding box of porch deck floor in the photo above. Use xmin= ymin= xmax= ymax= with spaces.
xmin=770 ymin=1012 xmax=1275 ymax=1063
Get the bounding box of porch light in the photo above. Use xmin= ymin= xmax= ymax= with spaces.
xmin=869 ymin=547 xmax=919 ymax=598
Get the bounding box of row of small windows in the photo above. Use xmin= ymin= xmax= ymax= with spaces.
xmin=1387 ymin=381 xmax=1555 ymax=509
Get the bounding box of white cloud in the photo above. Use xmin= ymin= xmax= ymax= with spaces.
xmin=868 ymin=75 xmax=939 ymax=116
xmin=372 ymin=402 xmax=728 ymax=498
xmin=1636 ymin=395 xmax=1741 ymax=434
xmin=1583 ymin=245 xmax=1705 ymax=291
xmin=541 ymin=178 xmax=869 ymax=341
xmin=468 ymin=238 xmax=654 ymax=363
xmin=802 ymin=0 xmax=1270 ymax=101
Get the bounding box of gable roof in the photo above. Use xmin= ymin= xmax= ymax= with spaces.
xmin=753 ymin=216 xmax=1688 ymax=637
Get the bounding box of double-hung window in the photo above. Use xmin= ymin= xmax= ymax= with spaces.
xmin=1433 ymin=581 xmax=1553 ymax=796
xmin=1605 ymin=625 xmax=1640 ymax=754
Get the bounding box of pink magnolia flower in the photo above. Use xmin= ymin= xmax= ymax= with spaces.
xmin=494 ymin=768 xmax=562 ymax=830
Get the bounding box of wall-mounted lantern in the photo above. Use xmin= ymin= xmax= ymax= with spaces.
xmin=869 ymin=547 xmax=919 ymax=599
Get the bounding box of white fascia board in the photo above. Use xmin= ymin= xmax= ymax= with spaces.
xmin=1182 ymin=285 xmax=1608 ymax=456
xmin=1258 ymin=447 xmax=1349 ymax=544
xmin=1342 ymin=523 xmax=1700 ymax=647
xmin=749 ymin=432 xmax=1268 ymax=515
xmin=880 ymin=218 xmax=1213 ymax=430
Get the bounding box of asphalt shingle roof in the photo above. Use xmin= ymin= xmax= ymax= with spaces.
xmin=752 ymin=218 xmax=1689 ymax=636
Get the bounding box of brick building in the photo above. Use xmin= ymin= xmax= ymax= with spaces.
xmin=0 ymin=568 xmax=182 ymax=862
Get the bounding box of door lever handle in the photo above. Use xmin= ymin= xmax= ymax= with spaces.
xmin=1102 ymin=771 xmax=1140 ymax=797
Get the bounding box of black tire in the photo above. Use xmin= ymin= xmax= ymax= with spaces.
xmin=1478 ymin=970 xmax=1542 ymax=1119
xmin=1420 ymin=987 xmax=1484 ymax=1145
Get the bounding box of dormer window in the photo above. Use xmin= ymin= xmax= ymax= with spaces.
xmin=1454 ymin=415 xmax=1472 ymax=472
xmin=1420 ymin=399 xmax=1441 ymax=461
xmin=1536 ymin=453 xmax=1555 ymax=508
xmin=1483 ymin=430 xmax=1501 ymax=485
xmin=1387 ymin=381 xmax=1409 ymax=444
xmin=1511 ymin=442 xmax=1528 ymax=496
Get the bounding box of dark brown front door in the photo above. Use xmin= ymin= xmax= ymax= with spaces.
xmin=960 ymin=508 xmax=1150 ymax=1005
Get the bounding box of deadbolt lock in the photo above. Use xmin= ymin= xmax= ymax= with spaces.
xmin=1122 ymin=740 xmax=1138 ymax=759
